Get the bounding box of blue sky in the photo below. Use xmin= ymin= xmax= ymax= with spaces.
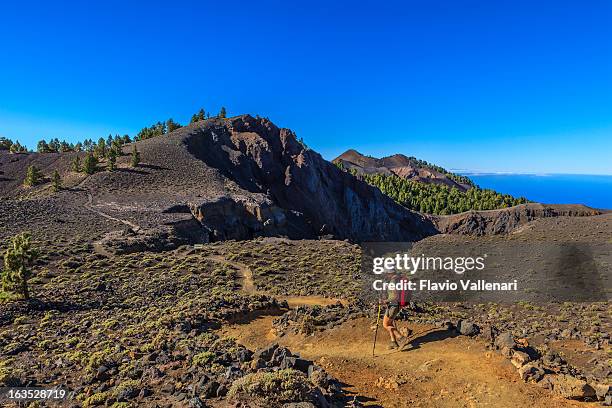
xmin=1 ymin=1 xmax=611 ymax=174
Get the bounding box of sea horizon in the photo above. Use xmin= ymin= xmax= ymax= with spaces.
xmin=456 ymin=170 xmax=612 ymax=177
xmin=459 ymin=172 xmax=612 ymax=210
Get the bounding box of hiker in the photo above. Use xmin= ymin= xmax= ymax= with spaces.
xmin=382 ymin=275 xmax=412 ymax=349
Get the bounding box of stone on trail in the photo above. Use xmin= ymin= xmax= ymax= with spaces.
xmin=308 ymin=365 xmax=329 ymax=389
xmin=540 ymin=374 xmax=597 ymax=399
xmin=518 ymin=363 xmax=545 ymax=383
xmin=249 ymin=357 xmax=266 ymax=370
xmin=594 ymin=383 xmax=611 ymax=401
xmin=281 ymin=356 xmax=313 ymax=373
xmin=458 ymin=320 xmax=479 ymax=336
xmin=510 ymin=350 xmax=531 ymax=368
xmin=494 ymin=332 xmax=516 ymax=350
xmin=500 ymin=346 xmax=513 ymax=358
xmin=253 ymin=343 xmax=279 ymax=362
xmin=271 ymin=346 xmax=294 ymax=366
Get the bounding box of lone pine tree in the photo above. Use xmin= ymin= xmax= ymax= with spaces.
xmin=51 ymin=170 xmax=62 ymax=192
xmin=23 ymin=165 xmax=42 ymax=187
xmin=131 ymin=145 xmax=140 ymax=167
xmin=2 ymin=232 xmax=39 ymax=300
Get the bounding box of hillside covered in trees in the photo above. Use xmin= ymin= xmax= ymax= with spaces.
xmin=0 ymin=107 xmax=228 ymax=155
xmin=344 ymin=167 xmax=528 ymax=215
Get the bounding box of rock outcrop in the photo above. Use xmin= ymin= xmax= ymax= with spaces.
xmin=433 ymin=203 xmax=604 ymax=236
xmin=180 ymin=115 xmax=437 ymax=242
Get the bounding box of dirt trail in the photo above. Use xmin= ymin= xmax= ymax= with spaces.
xmin=221 ymin=316 xmax=596 ymax=408
xmin=204 ymin=255 xmax=258 ymax=294
xmin=208 ymin=255 xmax=592 ymax=406
xmin=202 ymin=255 xmax=346 ymax=307
xmin=85 ymin=192 xmax=141 ymax=232
xmin=83 ymin=191 xmax=142 ymax=257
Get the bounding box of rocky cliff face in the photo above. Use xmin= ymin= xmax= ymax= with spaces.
xmin=183 ymin=115 xmax=437 ymax=242
xmin=433 ymin=203 xmax=604 ymax=236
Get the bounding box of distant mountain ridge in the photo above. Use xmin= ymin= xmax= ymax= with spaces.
xmin=333 ymin=149 xmax=473 ymax=192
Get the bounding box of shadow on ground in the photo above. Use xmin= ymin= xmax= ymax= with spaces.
xmin=403 ymin=328 xmax=458 ymax=351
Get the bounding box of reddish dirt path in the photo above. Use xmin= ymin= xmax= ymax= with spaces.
xmin=204 ymin=255 xmax=347 ymax=307
xmin=221 ymin=316 xmax=597 ymax=408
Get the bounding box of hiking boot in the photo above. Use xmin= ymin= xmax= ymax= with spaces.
xmin=396 ymin=335 xmax=411 ymax=349
xmin=388 ymin=340 xmax=400 ymax=350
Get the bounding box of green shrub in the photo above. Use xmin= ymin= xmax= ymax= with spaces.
xmin=228 ymin=369 xmax=312 ymax=405
xmin=192 ymin=351 xmax=215 ymax=367
xmin=82 ymin=391 xmax=109 ymax=407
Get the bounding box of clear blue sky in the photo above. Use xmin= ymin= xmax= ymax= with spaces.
xmin=1 ymin=0 xmax=611 ymax=174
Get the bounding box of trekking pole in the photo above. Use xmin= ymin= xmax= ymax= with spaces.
xmin=372 ymin=302 xmax=382 ymax=357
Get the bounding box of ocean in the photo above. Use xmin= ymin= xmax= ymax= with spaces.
xmin=462 ymin=173 xmax=612 ymax=210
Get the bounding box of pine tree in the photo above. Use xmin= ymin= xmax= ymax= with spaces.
xmin=48 ymin=138 xmax=60 ymax=153
xmin=111 ymin=139 xmax=122 ymax=155
xmin=9 ymin=141 xmax=27 ymax=154
xmin=37 ymin=140 xmax=50 ymax=153
xmin=51 ymin=170 xmax=62 ymax=192
xmin=190 ymin=114 xmax=199 ymax=123
xmin=198 ymin=108 xmax=205 ymax=121
xmin=0 ymin=137 xmax=12 ymax=150
xmin=166 ymin=118 xmax=181 ymax=133
xmin=95 ymin=137 xmax=106 ymax=158
xmin=107 ymin=149 xmax=117 ymax=171
xmin=59 ymin=141 xmax=72 ymax=152
xmin=130 ymin=145 xmax=140 ymax=167
xmin=23 ymin=165 xmax=42 ymax=187
xmin=219 ymin=106 xmax=227 ymax=119
xmin=83 ymin=152 xmax=98 ymax=175
xmin=71 ymin=156 xmax=81 ymax=172
xmin=2 ymin=232 xmax=38 ymax=300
